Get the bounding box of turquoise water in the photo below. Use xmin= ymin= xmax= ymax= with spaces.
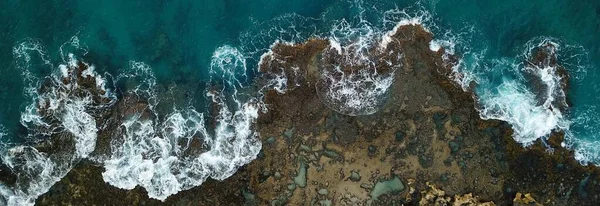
xmin=0 ymin=0 xmax=599 ymax=204
xmin=431 ymin=0 xmax=600 ymax=162
xmin=0 ymin=0 xmax=334 ymax=135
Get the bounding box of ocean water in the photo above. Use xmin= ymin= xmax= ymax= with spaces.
xmin=0 ymin=0 xmax=599 ymax=204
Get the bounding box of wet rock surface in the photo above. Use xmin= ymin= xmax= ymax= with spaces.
xmin=35 ymin=25 xmax=600 ymax=205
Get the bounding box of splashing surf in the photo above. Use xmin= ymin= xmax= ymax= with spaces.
xmin=0 ymin=37 xmax=116 ymax=205
xmin=101 ymin=46 xmax=264 ymax=200
xmin=1 ymin=1 xmax=599 ymax=205
xmin=444 ymin=34 xmax=593 ymax=163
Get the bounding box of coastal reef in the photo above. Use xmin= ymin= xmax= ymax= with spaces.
xmin=33 ymin=24 xmax=600 ymax=206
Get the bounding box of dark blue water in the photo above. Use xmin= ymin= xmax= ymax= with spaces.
xmin=0 ymin=0 xmax=599 ymax=204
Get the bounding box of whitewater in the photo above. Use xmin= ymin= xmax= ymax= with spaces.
xmin=0 ymin=1 xmax=599 ymax=205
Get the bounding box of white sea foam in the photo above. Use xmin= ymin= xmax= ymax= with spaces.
xmin=406 ymin=8 xmax=597 ymax=164
xmin=249 ymin=4 xmax=438 ymax=117
xmin=318 ymin=65 xmax=396 ymax=116
xmin=1 ymin=145 xmax=65 ymax=205
xmin=564 ymin=108 xmax=600 ymax=164
xmin=477 ymin=77 xmax=568 ymax=144
xmin=267 ymin=67 xmax=290 ymax=94
xmin=0 ymin=38 xmax=115 ymax=206
xmin=451 ymin=38 xmax=572 ymax=146
xmin=3 ymin=40 xmax=279 ymax=203
xmin=316 ymin=8 xmax=411 ymax=116
xmin=380 ymin=16 xmax=424 ymax=49
xmin=329 ymin=39 xmax=343 ymax=54
xmin=210 ymin=45 xmax=249 ymax=89
xmin=419 ymin=11 xmax=576 ymax=147
xmin=256 ymin=41 xmax=299 ymax=94
xmin=4 ymin=2 xmax=596 ymax=204
xmin=429 ymin=40 xmax=441 ymax=52
xmin=101 ymin=46 xmax=263 ymax=201
xmin=257 ymin=46 xmax=274 ymax=71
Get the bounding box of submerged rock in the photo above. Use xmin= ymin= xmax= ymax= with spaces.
xmin=283 ymin=128 xmax=295 ymax=139
xmin=395 ymin=131 xmax=406 ymax=142
xmin=0 ymin=164 xmax=17 ymax=185
xmin=242 ymin=189 xmax=258 ymax=205
xmin=273 ymin=172 xmax=282 ymax=180
xmin=449 ymin=141 xmax=460 ymax=153
xmin=525 ymin=40 xmax=570 ymax=113
xmin=266 ymin=136 xmax=276 ymax=145
xmin=368 ymin=145 xmax=377 ymax=157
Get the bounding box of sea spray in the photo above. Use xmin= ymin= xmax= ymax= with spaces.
xmin=3 ymin=1 xmax=598 ymax=204
xmin=445 ymin=37 xmax=579 ymax=146
xmin=316 ymin=18 xmax=400 ymax=116
xmin=0 ymin=4 xmax=461 ymax=203
xmin=101 ymin=46 xmax=264 ymax=200
xmin=314 ymin=4 xmax=434 ymax=116
xmin=0 ymin=37 xmax=116 ymax=206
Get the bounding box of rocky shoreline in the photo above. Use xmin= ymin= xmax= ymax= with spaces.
xmin=32 ymin=24 xmax=600 ymax=205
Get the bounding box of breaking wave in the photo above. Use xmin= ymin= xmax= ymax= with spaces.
xmin=3 ymin=1 xmax=599 ymax=205
xmin=0 ymin=37 xmax=116 ymax=205
xmin=445 ymin=35 xmax=591 ymax=149
xmin=0 ymin=39 xmax=272 ymax=204
xmin=101 ymin=46 xmax=264 ymax=200
xmin=315 ymin=15 xmax=401 ymax=116
xmin=255 ymin=3 xmax=432 ymax=116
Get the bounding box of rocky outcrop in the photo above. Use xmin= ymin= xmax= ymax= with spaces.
xmin=418 ymin=182 xmax=495 ymax=206
xmin=513 ymin=193 xmax=542 ymax=206
xmin=35 ymin=24 xmax=600 ymax=206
